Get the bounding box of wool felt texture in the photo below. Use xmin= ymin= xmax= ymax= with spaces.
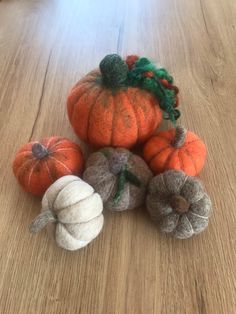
xmin=143 ymin=125 xmax=206 ymax=176
xmin=12 ymin=137 xmax=84 ymax=196
xmin=83 ymin=147 xmax=153 ymax=211
xmin=29 ymin=175 xmax=104 ymax=251
xmin=125 ymin=55 xmax=180 ymax=124
xmin=67 ymin=54 xmax=164 ymax=148
xmin=146 ymin=170 xmax=212 ymax=239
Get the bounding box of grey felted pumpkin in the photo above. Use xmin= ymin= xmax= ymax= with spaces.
xmin=83 ymin=148 xmax=153 ymax=211
xmin=146 ymin=170 xmax=212 ymax=239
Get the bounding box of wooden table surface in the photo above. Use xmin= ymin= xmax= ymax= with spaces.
xmin=0 ymin=0 xmax=235 ymax=313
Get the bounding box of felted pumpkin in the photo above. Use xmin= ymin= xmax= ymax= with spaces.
xmin=146 ymin=170 xmax=212 ymax=239
xmin=143 ymin=125 xmax=206 ymax=176
xmin=29 ymin=175 xmax=104 ymax=251
xmin=12 ymin=136 xmax=84 ymax=196
xmin=83 ymin=147 xmax=153 ymax=211
xmin=67 ymin=54 xmax=180 ymax=148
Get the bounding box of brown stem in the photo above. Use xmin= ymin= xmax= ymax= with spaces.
xmin=29 ymin=210 xmax=56 ymax=234
xmin=32 ymin=143 xmax=49 ymax=159
xmin=170 ymin=195 xmax=190 ymax=214
xmin=172 ymin=126 xmax=187 ymax=148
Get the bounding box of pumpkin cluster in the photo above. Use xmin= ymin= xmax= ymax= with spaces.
xmin=12 ymin=53 xmax=213 ymax=250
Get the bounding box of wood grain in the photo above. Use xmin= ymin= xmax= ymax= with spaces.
xmin=0 ymin=0 xmax=236 ymax=313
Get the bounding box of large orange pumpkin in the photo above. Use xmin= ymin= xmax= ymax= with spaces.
xmin=12 ymin=137 xmax=84 ymax=196
xmin=67 ymin=54 xmax=162 ymax=148
xmin=143 ymin=126 xmax=206 ymax=176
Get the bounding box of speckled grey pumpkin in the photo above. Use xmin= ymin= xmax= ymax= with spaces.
xmin=83 ymin=148 xmax=153 ymax=211
xmin=146 ymin=170 xmax=212 ymax=239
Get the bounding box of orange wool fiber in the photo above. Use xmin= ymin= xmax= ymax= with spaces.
xmin=67 ymin=55 xmax=162 ymax=149
xmin=143 ymin=126 xmax=206 ymax=176
xmin=12 ymin=136 xmax=84 ymax=196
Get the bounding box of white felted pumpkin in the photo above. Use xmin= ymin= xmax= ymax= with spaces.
xmin=29 ymin=175 xmax=104 ymax=251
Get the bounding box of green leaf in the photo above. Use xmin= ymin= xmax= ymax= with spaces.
xmin=113 ymin=170 xmax=126 ymax=204
xmin=124 ymin=170 xmax=142 ymax=187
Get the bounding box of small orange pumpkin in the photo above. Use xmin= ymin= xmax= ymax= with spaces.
xmin=143 ymin=126 xmax=206 ymax=176
xmin=12 ymin=137 xmax=84 ymax=196
xmin=67 ymin=54 xmax=162 ymax=148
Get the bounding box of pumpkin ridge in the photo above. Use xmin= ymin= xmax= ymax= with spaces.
xmin=103 ymin=93 xmax=116 ymax=145
xmin=54 ymin=180 xmax=94 ymax=211
xmin=159 ymin=135 xmax=170 ymax=141
xmin=72 ymin=86 xmax=103 ymax=142
xmin=53 ymin=192 xmax=94 ymax=214
xmin=86 ymin=166 xmax=116 ymax=187
xmin=45 ymin=160 xmax=54 ymax=182
xmin=56 ymin=223 xmax=88 ymax=247
xmin=159 ymin=173 xmax=168 ymax=192
xmin=149 ymin=145 xmax=172 ymax=164
xmin=164 ymin=213 xmax=180 ymax=229
xmin=104 ymin=177 xmax=117 ymax=202
xmin=183 ymin=214 xmax=194 ymax=234
xmin=111 ymin=91 xmax=139 ymax=147
xmin=163 ymin=149 xmax=176 ymax=170
xmin=50 ymin=178 xmax=82 ymax=210
xmin=178 ymin=175 xmax=189 ymax=196
xmin=71 ymin=72 xmax=97 ymax=89
xmin=124 ymin=90 xmax=139 ymax=142
xmin=49 ymin=139 xmax=68 ymax=151
xmin=159 ymin=214 xmax=179 ymax=233
xmin=178 ymin=150 xmax=184 ymax=170
xmin=49 ymin=156 xmax=73 ymax=174
xmin=188 ymin=211 xmax=207 ymax=219
xmin=72 ymin=214 xmax=103 ymax=228
xmin=70 ymin=85 xmax=98 ymax=128
xmin=70 ymin=82 xmax=96 ymax=108
xmin=27 ymin=160 xmax=41 ymax=188
xmin=108 ymin=93 xmax=115 ymax=146
xmin=51 ymin=148 xmax=81 ymax=154
xmin=71 ymin=73 xmax=98 ymax=91
xmin=14 ymin=150 xmax=32 ymax=157
xmin=163 ymin=150 xmax=175 ymax=169
xmin=68 ymin=83 xmax=91 ymax=118
xmin=59 ymin=215 xmax=103 ymax=241
xmin=15 ymin=157 xmax=35 ymax=178
xmin=110 ymin=93 xmax=117 ymax=146
xmin=183 ymin=148 xmax=198 ymax=175
xmin=87 ymin=89 xmax=106 ymax=144
xmin=157 ymin=133 xmax=174 ymax=142
xmin=46 ymin=137 xmax=56 ymax=149
xmin=184 ymin=139 xmax=200 ymax=146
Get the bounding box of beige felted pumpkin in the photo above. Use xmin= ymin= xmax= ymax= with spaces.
xmin=146 ymin=170 xmax=212 ymax=239
xmin=29 ymin=175 xmax=104 ymax=250
xmin=83 ymin=148 xmax=153 ymax=211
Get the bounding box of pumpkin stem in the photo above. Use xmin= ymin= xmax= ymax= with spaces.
xmin=170 ymin=195 xmax=190 ymax=213
xmin=172 ymin=126 xmax=187 ymax=148
xmin=109 ymin=151 xmax=129 ymax=175
xmin=99 ymin=54 xmax=128 ymax=88
xmin=29 ymin=210 xmax=57 ymax=234
xmin=32 ymin=143 xmax=49 ymax=159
